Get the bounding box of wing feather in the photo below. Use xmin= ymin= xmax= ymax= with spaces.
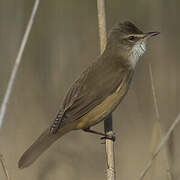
xmin=51 ymin=57 xmax=133 ymax=130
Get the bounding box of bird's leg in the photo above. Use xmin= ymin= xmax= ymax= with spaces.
xmin=83 ymin=128 xmax=115 ymax=141
xmin=83 ymin=128 xmax=106 ymax=136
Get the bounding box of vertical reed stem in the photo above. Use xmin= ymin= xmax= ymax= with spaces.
xmin=97 ymin=1 xmax=115 ymax=179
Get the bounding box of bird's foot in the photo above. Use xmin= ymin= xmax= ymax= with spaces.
xmin=100 ymin=132 xmax=116 ymax=143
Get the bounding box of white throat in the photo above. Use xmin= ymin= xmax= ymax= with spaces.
xmin=129 ymin=41 xmax=146 ymax=68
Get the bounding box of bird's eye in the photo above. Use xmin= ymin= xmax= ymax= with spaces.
xmin=128 ymin=36 xmax=135 ymax=41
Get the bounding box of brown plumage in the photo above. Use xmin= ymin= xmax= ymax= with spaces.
xmin=18 ymin=21 xmax=159 ymax=169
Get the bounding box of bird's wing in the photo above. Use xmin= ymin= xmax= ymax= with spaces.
xmin=18 ymin=58 xmax=133 ymax=168
xmin=52 ymin=57 xmax=133 ymax=130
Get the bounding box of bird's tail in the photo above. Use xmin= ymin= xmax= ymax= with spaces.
xmin=18 ymin=124 xmax=73 ymax=169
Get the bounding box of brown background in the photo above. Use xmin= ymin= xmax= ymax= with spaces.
xmin=0 ymin=0 xmax=180 ymax=180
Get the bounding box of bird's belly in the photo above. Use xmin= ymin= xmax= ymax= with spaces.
xmin=75 ymin=82 xmax=128 ymax=129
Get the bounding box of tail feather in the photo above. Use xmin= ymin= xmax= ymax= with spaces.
xmin=18 ymin=125 xmax=72 ymax=169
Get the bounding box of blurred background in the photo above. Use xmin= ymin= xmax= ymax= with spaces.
xmin=0 ymin=0 xmax=180 ymax=179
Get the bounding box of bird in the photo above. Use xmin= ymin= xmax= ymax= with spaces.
xmin=18 ymin=21 xmax=159 ymax=169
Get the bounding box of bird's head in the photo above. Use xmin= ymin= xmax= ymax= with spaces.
xmin=106 ymin=21 xmax=160 ymax=68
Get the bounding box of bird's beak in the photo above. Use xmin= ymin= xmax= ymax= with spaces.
xmin=135 ymin=32 xmax=160 ymax=41
xmin=144 ymin=31 xmax=160 ymax=39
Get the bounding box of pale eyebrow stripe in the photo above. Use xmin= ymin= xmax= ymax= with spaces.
xmin=123 ymin=34 xmax=145 ymax=39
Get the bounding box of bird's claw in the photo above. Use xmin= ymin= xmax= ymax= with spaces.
xmin=100 ymin=132 xmax=116 ymax=143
